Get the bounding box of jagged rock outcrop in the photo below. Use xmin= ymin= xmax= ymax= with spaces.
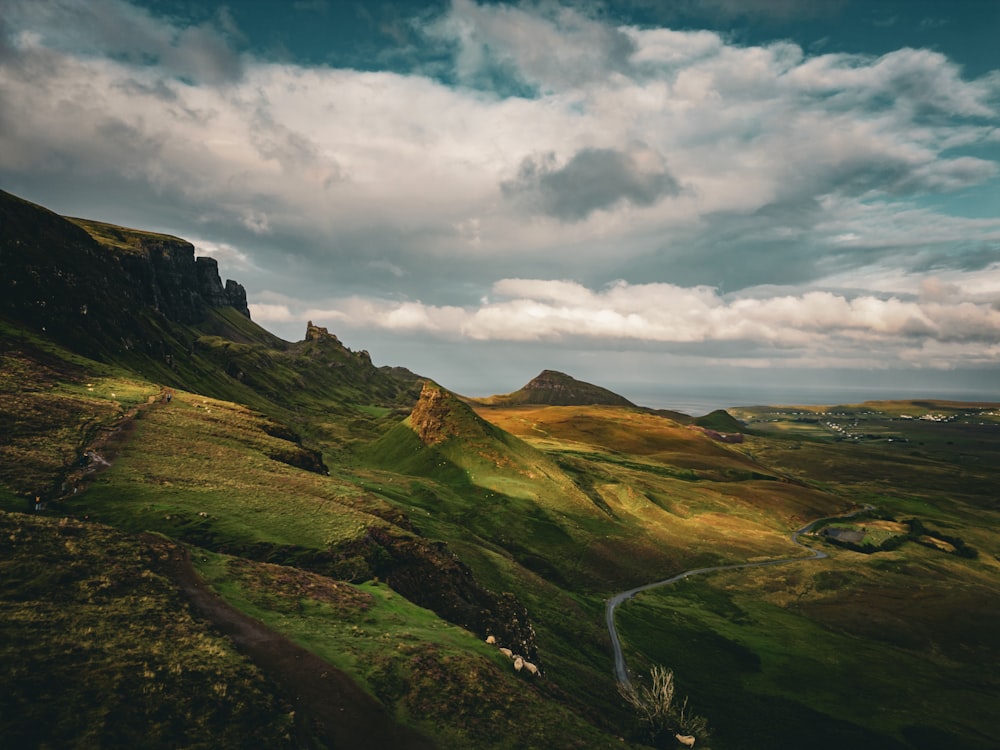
xmin=108 ymin=230 xmax=250 ymax=324
xmin=409 ymin=382 xmax=494 ymax=445
xmin=195 ymin=256 xmax=251 ymax=318
xmin=272 ymin=322 xmax=423 ymax=408
xmin=225 ymin=279 xmax=250 ymax=318
xmin=195 ymin=256 xmax=230 ymax=309
xmin=299 ymin=321 xmax=376 ymax=369
xmin=409 ymin=383 xmax=452 ymax=445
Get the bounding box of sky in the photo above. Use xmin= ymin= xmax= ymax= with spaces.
xmin=2 ymin=0 xmax=1000 ymax=406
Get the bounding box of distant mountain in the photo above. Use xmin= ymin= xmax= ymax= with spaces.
xmin=482 ymin=369 xmax=636 ymax=407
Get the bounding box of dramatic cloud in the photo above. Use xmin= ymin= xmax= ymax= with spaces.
xmin=502 ymin=144 xmax=681 ymax=220
xmin=2 ymin=0 xmax=999 ymax=389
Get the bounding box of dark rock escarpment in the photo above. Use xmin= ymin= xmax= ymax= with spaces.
xmin=333 ymin=527 xmax=538 ymax=663
xmin=0 ymin=189 xmax=251 ymax=355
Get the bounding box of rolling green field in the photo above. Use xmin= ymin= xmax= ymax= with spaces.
xmin=3 ymin=311 xmax=999 ymax=748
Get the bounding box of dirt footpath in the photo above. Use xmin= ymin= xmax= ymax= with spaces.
xmin=152 ymin=539 xmax=436 ymax=750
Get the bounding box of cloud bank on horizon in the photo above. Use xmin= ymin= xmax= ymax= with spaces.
xmin=2 ymin=0 xmax=999 ymax=394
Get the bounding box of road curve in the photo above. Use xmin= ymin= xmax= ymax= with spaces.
xmin=606 ymin=507 xmax=870 ymax=688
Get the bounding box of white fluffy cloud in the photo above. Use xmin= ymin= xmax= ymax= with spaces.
xmin=2 ymin=0 xmax=1000 ymax=376
xmin=264 ymin=272 xmax=1000 ymax=369
xmin=3 ymin=2 xmax=997 ymax=253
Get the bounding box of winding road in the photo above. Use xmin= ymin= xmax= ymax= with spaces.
xmin=606 ymin=507 xmax=871 ymax=688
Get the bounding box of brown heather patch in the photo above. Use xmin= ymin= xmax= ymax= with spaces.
xmin=866 ymin=519 xmax=909 ymax=534
xmin=918 ymin=535 xmax=956 ymax=553
xmin=226 ymin=556 xmax=374 ymax=612
xmin=0 ymin=511 xmax=295 ymax=748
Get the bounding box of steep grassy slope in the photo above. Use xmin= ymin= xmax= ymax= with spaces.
xmin=70 ymin=389 xmax=381 ymax=550
xmin=371 ymin=383 xmax=601 ymax=510
xmin=192 ymin=550 xmax=630 ymax=750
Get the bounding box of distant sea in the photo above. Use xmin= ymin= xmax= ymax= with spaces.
xmin=615 ymin=384 xmax=1000 ymax=417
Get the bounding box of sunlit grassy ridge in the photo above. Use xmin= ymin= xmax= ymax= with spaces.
xmin=480 ymin=404 xmax=774 ymax=476
xmin=72 ymin=390 xmax=392 ymax=551
xmin=193 ymin=550 xmax=625 ymax=750
xmin=66 ymin=217 xmax=189 ymax=255
xmin=471 ymin=403 xmax=848 ymax=564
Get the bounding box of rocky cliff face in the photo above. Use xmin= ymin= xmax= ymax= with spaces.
xmin=410 ymin=382 xmax=498 ymax=446
xmin=0 ymin=190 xmax=251 ymax=353
xmin=99 ymin=228 xmax=250 ymax=324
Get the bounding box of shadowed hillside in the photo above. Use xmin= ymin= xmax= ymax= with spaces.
xmin=0 ymin=190 xmax=423 ymax=449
